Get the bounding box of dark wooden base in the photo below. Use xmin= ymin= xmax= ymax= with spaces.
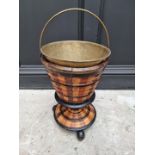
xmin=52 ymin=103 xmax=96 ymax=140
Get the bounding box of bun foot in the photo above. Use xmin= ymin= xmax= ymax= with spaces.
xmin=77 ymin=130 xmax=85 ymax=141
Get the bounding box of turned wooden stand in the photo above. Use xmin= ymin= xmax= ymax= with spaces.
xmin=53 ymin=92 xmax=96 ymax=140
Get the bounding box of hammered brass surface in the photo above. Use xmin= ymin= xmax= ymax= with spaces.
xmin=41 ymin=40 xmax=111 ymax=67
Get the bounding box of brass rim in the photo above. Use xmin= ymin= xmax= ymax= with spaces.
xmin=41 ymin=40 xmax=111 ymax=64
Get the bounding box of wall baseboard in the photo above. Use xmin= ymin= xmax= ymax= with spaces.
xmin=19 ymin=65 xmax=135 ymax=89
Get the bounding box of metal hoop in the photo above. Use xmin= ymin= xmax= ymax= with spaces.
xmin=39 ymin=8 xmax=110 ymax=49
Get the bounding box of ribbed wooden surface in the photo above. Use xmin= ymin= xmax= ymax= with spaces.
xmin=54 ymin=104 xmax=96 ymax=129
xmin=41 ymin=56 xmax=108 ymax=104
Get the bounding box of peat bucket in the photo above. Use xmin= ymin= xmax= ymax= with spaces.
xmin=40 ymin=8 xmax=111 ymax=140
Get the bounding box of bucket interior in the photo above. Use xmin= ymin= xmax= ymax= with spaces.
xmin=41 ymin=40 xmax=111 ymax=66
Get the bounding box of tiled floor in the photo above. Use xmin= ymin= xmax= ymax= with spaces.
xmin=19 ymin=90 xmax=135 ymax=155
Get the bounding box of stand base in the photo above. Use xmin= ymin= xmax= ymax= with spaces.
xmin=53 ymin=104 xmax=96 ymax=140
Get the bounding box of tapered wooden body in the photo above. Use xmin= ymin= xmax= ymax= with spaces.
xmin=41 ymin=56 xmax=108 ymax=103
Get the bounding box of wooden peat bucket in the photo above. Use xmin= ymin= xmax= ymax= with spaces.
xmin=40 ymin=8 xmax=111 ymax=140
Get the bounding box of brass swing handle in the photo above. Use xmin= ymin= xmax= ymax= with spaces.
xmin=39 ymin=8 xmax=110 ymax=49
